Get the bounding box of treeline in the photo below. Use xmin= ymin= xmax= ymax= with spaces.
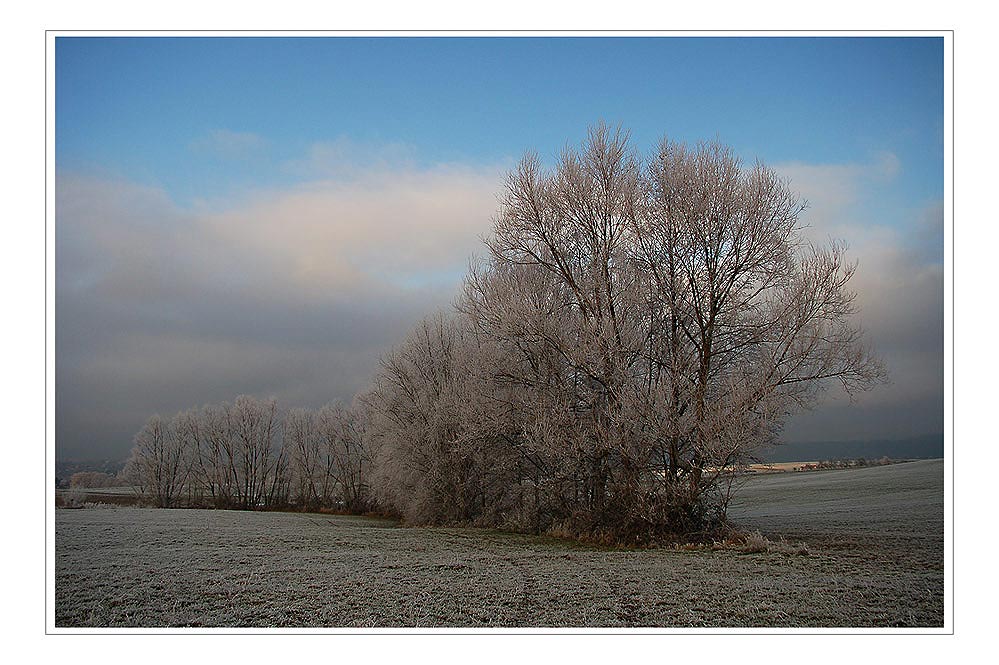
xmin=124 ymin=395 xmax=370 ymax=512
xmin=68 ymin=471 xmax=123 ymax=489
xmin=793 ymin=457 xmax=896 ymax=472
xmin=124 ymin=125 xmax=884 ymax=544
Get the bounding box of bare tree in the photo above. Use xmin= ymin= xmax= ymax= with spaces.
xmin=129 ymin=396 xmax=374 ymax=513
xmin=628 ymin=136 xmax=887 ymax=529
xmin=459 ymin=124 xmax=660 ymax=536
xmin=316 ymin=402 xmax=371 ymax=512
xmin=427 ymin=123 xmax=884 ymax=541
xmin=123 ymin=414 xmax=194 ymax=508
xmin=172 ymin=408 xmax=204 ymax=505
xmin=227 ymin=395 xmax=279 ymax=509
xmin=363 ymin=313 xmax=470 ymax=523
xmin=178 ymin=396 xmax=282 ymax=509
xmin=363 ymin=310 xmax=553 ymax=527
xmin=284 ymin=407 xmax=323 ymax=510
xmin=197 ymin=402 xmax=238 ymax=508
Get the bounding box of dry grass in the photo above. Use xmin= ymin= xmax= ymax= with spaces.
xmin=731 ymin=531 xmax=810 ymax=556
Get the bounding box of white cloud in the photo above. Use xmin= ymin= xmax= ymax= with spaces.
xmin=201 ymin=163 xmax=503 ymax=297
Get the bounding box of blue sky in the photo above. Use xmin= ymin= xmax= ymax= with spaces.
xmin=57 ymin=36 xmax=943 ymax=207
xmin=55 ymin=36 xmax=945 ymax=460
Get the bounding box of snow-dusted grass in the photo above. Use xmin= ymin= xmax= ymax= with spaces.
xmin=55 ymin=460 xmax=943 ymax=628
xmin=728 ymin=459 xmax=943 ymax=562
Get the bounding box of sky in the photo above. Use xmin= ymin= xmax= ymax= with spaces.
xmin=55 ymin=36 xmax=945 ymax=461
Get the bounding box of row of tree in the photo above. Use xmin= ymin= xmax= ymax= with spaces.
xmin=124 ymin=396 xmax=370 ymax=511
xmin=125 ymin=125 xmax=885 ymax=543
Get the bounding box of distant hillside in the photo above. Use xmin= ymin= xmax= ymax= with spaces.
xmin=762 ymin=433 xmax=944 ymax=463
xmin=55 ymin=459 xmax=127 ymax=484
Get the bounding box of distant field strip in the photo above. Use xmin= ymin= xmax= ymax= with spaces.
xmin=729 ymin=459 xmax=943 ymax=541
xmin=55 ymin=460 xmax=943 ymax=628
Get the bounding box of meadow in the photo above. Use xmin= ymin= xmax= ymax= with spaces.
xmin=54 ymin=459 xmax=943 ymax=628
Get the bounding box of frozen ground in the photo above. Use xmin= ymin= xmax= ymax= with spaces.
xmin=55 ymin=459 xmax=944 ymax=628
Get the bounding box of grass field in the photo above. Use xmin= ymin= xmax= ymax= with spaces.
xmin=54 ymin=459 xmax=944 ymax=628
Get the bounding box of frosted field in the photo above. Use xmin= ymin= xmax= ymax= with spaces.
xmin=55 ymin=460 xmax=943 ymax=628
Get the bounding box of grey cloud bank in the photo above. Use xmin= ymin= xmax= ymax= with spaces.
xmin=56 ymin=154 xmax=944 ymax=461
xmin=777 ymin=156 xmax=944 ymax=443
xmin=56 ymin=164 xmax=503 ymax=459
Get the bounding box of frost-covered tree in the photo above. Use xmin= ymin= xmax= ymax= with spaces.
xmin=226 ymin=395 xmax=279 ymax=509
xmin=123 ymin=414 xmax=194 ymax=508
xmin=196 ymin=401 xmax=238 ymax=508
xmin=316 ymin=402 xmax=371 ymax=512
xmin=131 ymin=396 xmax=373 ymax=512
xmin=363 ymin=314 xmax=477 ymax=523
xmin=367 ymin=124 xmax=886 ymax=543
xmin=284 ymin=407 xmax=324 ymax=509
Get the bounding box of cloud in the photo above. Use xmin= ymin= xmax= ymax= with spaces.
xmin=55 ymin=145 xmax=943 ymax=459
xmin=56 ymin=156 xmax=505 ymax=459
xmin=202 ymin=165 xmax=502 ymax=294
xmin=771 ymin=154 xmax=944 ymax=442
xmin=772 ymin=151 xmax=901 ymax=224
